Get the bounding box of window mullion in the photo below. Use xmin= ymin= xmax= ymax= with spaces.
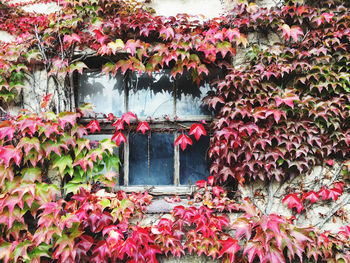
xmin=174 ymin=131 xmax=180 ymax=186
xmin=123 ymin=72 xmax=129 ymax=186
xmin=173 ymin=77 xmax=177 ymax=117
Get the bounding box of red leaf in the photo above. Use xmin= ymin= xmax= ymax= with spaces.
xmin=282 ymin=194 xmax=304 ymax=213
xmin=86 ymin=120 xmax=100 ymax=134
xmin=262 ymin=247 xmax=285 ymax=263
xmin=124 ymin=39 xmax=143 ymax=56
xmin=231 ymin=218 xmax=252 ymax=240
xmin=333 ymin=182 xmax=345 ymax=192
xmin=212 ymin=186 xmax=224 ymax=197
xmin=244 ymin=241 xmax=264 ymax=263
xmin=121 ymin=112 xmax=137 ymax=125
xmin=107 ymin=113 xmax=115 ymax=121
xmin=41 ymin=93 xmax=52 ymax=109
xmin=63 ymin=33 xmax=81 ymax=44
xmin=189 ymin=123 xmax=207 ymax=140
xmin=219 ymin=237 xmax=240 ymax=262
xmin=0 ymin=121 xmax=15 ymax=140
xmin=303 ymin=191 xmax=319 ymax=204
xmin=225 ymin=28 xmax=240 ymax=42
xmin=326 ymin=159 xmax=334 ymax=166
xmin=136 ymin=121 xmax=150 ymax=134
xmin=279 ymin=24 xmax=304 ymax=42
xmin=164 ymin=195 xmax=181 ymax=203
xmin=175 ymin=134 xmax=192 ymax=151
xmin=275 ymin=94 xmax=299 ymax=109
xmin=328 ymin=188 xmax=342 ymax=201
xmin=159 ymin=26 xmax=175 ymax=40
xmin=318 ymin=187 xmax=330 ymax=200
xmin=195 ymin=179 xmax=207 ymax=188
xmin=208 ymin=176 xmax=214 ymax=186
xmin=112 ymin=119 xmax=124 ymax=130
xmin=322 ymin=12 xmax=334 ymax=23
xmin=0 ymin=145 xmax=22 ymax=168
xmin=111 ymin=131 xmax=126 ymax=146
xmin=58 ymin=112 xmax=78 ymax=130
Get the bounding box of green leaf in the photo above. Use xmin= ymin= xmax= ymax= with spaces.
xmin=99 ymin=198 xmax=111 ymax=208
xmin=104 ymin=154 xmax=120 ymax=172
xmin=21 ymin=167 xmax=41 ymax=182
xmin=64 ymin=182 xmax=89 ymax=194
xmin=29 ymin=243 xmax=51 ymax=260
xmin=14 ymin=240 xmax=31 ymax=262
xmin=53 ymin=155 xmax=73 ymax=175
xmin=69 ymin=61 xmax=88 ymax=74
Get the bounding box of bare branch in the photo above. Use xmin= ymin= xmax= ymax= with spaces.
xmin=316 ymin=194 xmax=350 ymax=229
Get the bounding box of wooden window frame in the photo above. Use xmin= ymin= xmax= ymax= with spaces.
xmin=76 ymin=68 xmax=214 ymax=195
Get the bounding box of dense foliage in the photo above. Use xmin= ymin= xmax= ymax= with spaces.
xmin=0 ymin=0 xmax=350 ymax=262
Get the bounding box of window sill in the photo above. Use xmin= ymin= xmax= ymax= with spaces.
xmin=145 ymin=198 xmax=202 ymax=214
xmin=115 ymin=185 xmax=197 ymax=196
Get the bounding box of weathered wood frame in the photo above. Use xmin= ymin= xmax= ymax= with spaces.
xmin=77 ymin=69 xmax=214 ymax=195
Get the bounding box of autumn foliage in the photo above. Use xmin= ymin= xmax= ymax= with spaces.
xmin=0 ymin=0 xmax=350 ymax=262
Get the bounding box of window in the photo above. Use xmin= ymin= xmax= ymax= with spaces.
xmin=77 ymin=66 xmax=217 ymax=194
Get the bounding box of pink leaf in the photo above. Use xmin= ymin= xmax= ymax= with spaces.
xmin=282 ymin=194 xmax=304 ymax=213
xmin=124 ymin=39 xmax=143 ymax=56
xmin=175 ymin=134 xmax=192 ymax=151
xmin=189 ymin=123 xmax=207 ymax=140
xmin=303 ymin=191 xmax=319 ymax=204
xmin=111 ymin=132 xmax=126 ymax=146
xmin=136 ymin=121 xmax=150 ymax=134
xmin=195 ymin=180 xmax=207 ymax=188
xmin=326 ymin=159 xmax=334 ymax=166
xmin=86 ymin=120 xmax=100 ymax=134
xmin=159 ymin=26 xmax=175 ymax=40
xmin=121 ymin=112 xmax=137 ymax=125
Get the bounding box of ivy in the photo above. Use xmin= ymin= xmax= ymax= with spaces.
xmin=0 ymin=0 xmax=349 ymax=262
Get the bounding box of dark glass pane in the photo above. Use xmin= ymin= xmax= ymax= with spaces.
xmin=129 ymin=133 xmax=174 ymax=185
xmin=176 ymin=71 xmax=215 ymax=116
xmin=85 ymin=134 xmax=123 ymax=185
xmin=180 ymin=135 xmax=210 ymax=185
xmin=129 ymin=70 xmax=174 ymax=118
xmin=78 ymin=72 xmax=124 ymax=116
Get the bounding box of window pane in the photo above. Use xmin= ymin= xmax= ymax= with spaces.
xmin=129 ymin=133 xmax=174 ymax=185
xmin=176 ymin=71 xmax=214 ymax=116
xmin=180 ymin=135 xmax=210 ymax=185
xmin=78 ymin=72 xmax=124 ymax=116
xmin=85 ymin=134 xmax=123 ymax=185
xmin=129 ymin=70 xmax=174 ymax=118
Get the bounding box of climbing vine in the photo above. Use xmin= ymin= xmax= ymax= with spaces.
xmin=0 ymin=0 xmax=350 ymax=262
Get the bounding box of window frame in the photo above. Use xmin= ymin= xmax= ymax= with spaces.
xmin=76 ymin=66 xmax=215 ymax=195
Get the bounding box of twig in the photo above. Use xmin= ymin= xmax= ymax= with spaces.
xmin=316 ymin=194 xmax=350 ymax=229
xmin=330 ymin=163 xmax=344 ymax=185
xmin=0 ymin=105 xmax=6 ymax=113
xmin=56 ymin=0 xmax=64 ymax=60
xmin=250 ymin=184 xmax=266 ymax=215
xmin=34 ymin=26 xmax=48 ymax=62
xmin=273 ymin=177 xmax=287 ymax=197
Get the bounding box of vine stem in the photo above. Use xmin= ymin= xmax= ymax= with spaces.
xmin=265 ymin=179 xmax=274 ymax=215
xmin=316 ymin=194 xmax=350 ymax=229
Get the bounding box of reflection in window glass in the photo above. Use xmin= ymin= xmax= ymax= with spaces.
xmin=78 ymin=72 xmax=124 ymax=116
xmin=180 ymin=135 xmax=210 ymax=185
xmin=85 ymin=134 xmax=123 ymax=185
xmin=129 ymin=133 xmax=174 ymax=185
xmin=176 ymin=72 xmax=214 ymax=116
xmin=129 ymin=70 xmax=174 ymax=118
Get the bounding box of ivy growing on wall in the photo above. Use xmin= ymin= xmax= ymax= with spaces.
xmin=0 ymin=0 xmax=349 ymax=262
